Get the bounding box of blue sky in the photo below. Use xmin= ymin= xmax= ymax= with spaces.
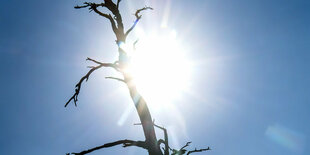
xmin=0 ymin=0 xmax=309 ymax=154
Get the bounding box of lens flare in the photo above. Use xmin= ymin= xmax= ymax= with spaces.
xmin=266 ymin=124 xmax=305 ymax=152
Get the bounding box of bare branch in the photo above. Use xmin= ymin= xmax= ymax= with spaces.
xmin=86 ymin=57 xmax=120 ymax=72
xmin=105 ymin=76 xmax=125 ymax=83
xmin=86 ymin=57 xmax=107 ymax=66
xmin=187 ymin=147 xmax=211 ymax=155
xmin=170 ymin=142 xmax=191 ymax=155
xmin=104 ymin=0 xmax=125 ymax=37
xmin=135 ymin=122 xmax=170 ymax=155
xmin=154 ymin=124 xmax=170 ymax=155
xmin=69 ymin=139 xmax=147 ymax=155
xmin=93 ymin=9 xmax=118 ymax=35
xmin=74 ymin=2 xmax=118 ymax=37
xmin=125 ymin=6 xmax=153 ymax=37
xmin=116 ymin=0 xmax=122 ymax=9
xmin=135 ymin=6 xmax=153 ymax=19
xmin=133 ymin=39 xmax=139 ymax=50
xmin=180 ymin=142 xmax=192 ymax=151
xmin=64 ymin=59 xmax=116 ymax=107
xmin=74 ymin=2 xmax=105 ymax=9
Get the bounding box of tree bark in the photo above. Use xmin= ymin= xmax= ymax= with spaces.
xmin=124 ymin=73 xmax=163 ymax=155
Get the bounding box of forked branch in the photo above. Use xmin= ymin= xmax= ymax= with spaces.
xmin=125 ymin=6 xmax=153 ymax=37
xmin=74 ymin=1 xmax=120 ymax=38
xmin=64 ymin=58 xmax=118 ymax=107
xmin=180 ymin=142 xmax=191 ymax=151
xmin=69 ymin=139 xmax=147 ymax=155
xmin=135 ymin=122 xmax=169 ymax=155
xmin=154 ymin=124 xmax=170 ymax=155
xmin=170 ymin=141 xmax=210 ymax=155
xmin=116 ymin=0 xmax=121 ymax=9
xmin=134 ymin=122 xmax=210 ymax=155
xmin=171 ymin=142 xmax=210 ymax=155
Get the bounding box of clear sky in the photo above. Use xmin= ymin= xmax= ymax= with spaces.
xmin=0 ymin=0 xmax=309 ymax=155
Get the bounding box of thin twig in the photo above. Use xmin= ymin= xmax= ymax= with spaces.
xmin=105 ymin=76 xmax=125 ymax=83
xmin=133 ymin=39 xmax=139 ymax=50
xmin=187 ymin=147 xmax=211 ymax=155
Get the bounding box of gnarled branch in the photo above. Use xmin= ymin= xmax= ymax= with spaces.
xmin=64 ymin=58 xmax=118 ymax=107
xmin=74 ymin=1 xmax=122 ymax=40
xmin=69 ymin=139 xmax=147 ymax=155
xmin=74 ymin=2 xmax=106 ymax=9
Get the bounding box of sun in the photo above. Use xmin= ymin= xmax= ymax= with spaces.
xmin=121 ymin=28 xmax=192 ymax=110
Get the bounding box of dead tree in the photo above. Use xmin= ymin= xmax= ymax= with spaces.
xmin=65 ymin=0 xmax=210 ymax=155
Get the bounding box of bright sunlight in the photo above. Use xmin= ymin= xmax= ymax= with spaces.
xmin=121 ymin=28 xmax=192 ymax=110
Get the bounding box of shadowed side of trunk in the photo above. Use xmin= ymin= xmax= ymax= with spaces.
xmin=124 ymin=74 xmax=163 ymax=155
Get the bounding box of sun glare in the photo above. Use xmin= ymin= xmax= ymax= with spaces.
xmin=123 ymin=29 xmax=192 ymax=110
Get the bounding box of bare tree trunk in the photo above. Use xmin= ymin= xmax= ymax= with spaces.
xmin=65 ymin=1 xmax=210 ymax=154
xmin=117 ymin=29 xmax=162 ymax=153
xmin=124 ymin=74 xmax=163 ymax=155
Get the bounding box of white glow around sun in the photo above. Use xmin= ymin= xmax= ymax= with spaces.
xmin=122 ymin=28 xmax=192 ymax=110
